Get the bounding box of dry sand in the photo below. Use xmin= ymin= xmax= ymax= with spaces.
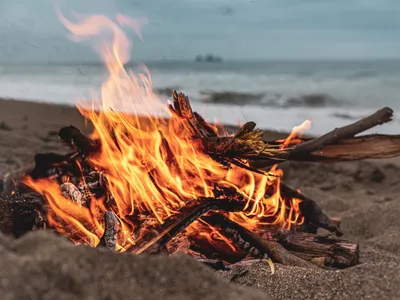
xmin=0 ymin=98 xmax=399 ymax=299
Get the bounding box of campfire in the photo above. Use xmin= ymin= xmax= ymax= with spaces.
xmin=4 ymin=11 xmax=400 ymax=271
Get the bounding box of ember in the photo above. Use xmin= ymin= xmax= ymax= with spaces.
xmin=9 ymin=10 xmax=400 ymax=270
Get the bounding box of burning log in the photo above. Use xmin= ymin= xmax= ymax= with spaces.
xmin=97 ymin=211 xmax=120 ymax=251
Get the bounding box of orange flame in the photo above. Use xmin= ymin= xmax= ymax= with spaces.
xmin=24 ymin=11 xmax=306 ymax=251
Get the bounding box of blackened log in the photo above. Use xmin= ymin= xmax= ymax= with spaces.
xmin=196 ymin=258 xmax=231 ymax=271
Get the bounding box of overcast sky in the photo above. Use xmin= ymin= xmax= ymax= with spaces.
xmin=0 ymin=0 xmax=399 ymax=62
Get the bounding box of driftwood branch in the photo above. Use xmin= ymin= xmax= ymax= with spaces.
xmin=290 ymin=107 xmax=393 ymax=154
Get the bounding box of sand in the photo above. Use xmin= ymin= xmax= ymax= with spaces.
xmin=0 ymin=98 xmax=399 ymax=299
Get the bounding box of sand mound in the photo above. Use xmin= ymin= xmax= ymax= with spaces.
xmin=0 ymin=230 xmax=270 ymax=300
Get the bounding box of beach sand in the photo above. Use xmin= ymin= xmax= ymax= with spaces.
xmin=0 ymin=98 xmax=399 ymax=299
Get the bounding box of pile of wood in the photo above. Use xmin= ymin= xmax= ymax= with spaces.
xmin=3 ymin=90 xmax=400 ymax=270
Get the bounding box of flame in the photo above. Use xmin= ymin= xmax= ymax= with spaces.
xmin=24 ymin=11 xmax=306 ymax=252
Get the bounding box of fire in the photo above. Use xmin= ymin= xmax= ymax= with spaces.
xmin=24 ymin=10 xmax=308 ymax=251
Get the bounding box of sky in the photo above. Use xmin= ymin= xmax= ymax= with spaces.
xmin=0 ymin=0 xmax=400 ymax=62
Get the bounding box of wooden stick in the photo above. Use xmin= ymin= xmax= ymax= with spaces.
xmin=290 ymin=107 xmax=393 ymax=154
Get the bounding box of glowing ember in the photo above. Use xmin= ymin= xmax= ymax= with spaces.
xmin=24 ymin=10 xmax=308 ymax=252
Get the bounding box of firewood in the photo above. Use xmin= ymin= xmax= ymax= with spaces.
xmin=201 ymin=213 xmax=314 ymax=268
xmin=188 ymin=232 xmax=247 ymax=264
xmin=97 ymin=211 xmax=120 ymax=251
xmin=196 ymin=258 xmax=230 ymax=271
xmin=60 ymin=182 xmax=86 ymax=207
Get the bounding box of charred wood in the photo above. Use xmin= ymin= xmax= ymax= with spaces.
xmin=97 ymin=211 xmax=120 ymax=251
xmin=58 ymin=125 xmax=100 ymax=156
xmin=0 ymin=192 xmax=47 ymax=237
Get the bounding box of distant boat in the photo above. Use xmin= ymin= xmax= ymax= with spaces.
xmin=195 ymin=54 xmax=222 ymax=63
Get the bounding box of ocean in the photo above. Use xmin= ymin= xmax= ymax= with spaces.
xmin=1 ymin=59 xmax=400 ymax=135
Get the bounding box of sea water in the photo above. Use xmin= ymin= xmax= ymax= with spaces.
xmin=0 ymin=59 xmax=400 ymax=135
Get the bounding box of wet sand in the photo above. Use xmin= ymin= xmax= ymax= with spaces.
xmin=0 ymin=98 xmax=399 ymax=299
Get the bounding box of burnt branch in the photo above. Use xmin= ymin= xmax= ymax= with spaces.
xmin=279 ymin=182 xmax=343 ymax=236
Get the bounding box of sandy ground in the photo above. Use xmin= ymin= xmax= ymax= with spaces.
xmin=0 ymin=98 xmax=399 ymax=299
